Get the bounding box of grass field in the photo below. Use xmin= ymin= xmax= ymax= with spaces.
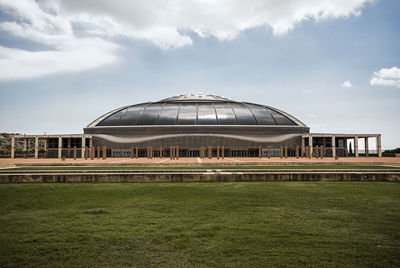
xmin=4 ymin=165 xmax=400 ymax=171
xmin=1 ymin=182 xmax=399 ymax=267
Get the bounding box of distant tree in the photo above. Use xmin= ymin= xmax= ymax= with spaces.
xmin=384 ymin=148 xmax=400 ymax=153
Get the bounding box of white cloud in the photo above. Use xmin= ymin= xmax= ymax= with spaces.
xmin=370 ymin=66 xmax=400 ymax=88
xmin=341 ymin=80 xmax=353 ymax=88
xmin=0 ymin=0 xmax=373 ymax=81
xmin=308 ymin=114 xmax=319 ymax=118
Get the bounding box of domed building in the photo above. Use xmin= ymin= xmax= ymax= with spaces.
xmin=9 ymin=93 xmax=382 ymax=159
xmin=84 ymin=93 xmax=309 ymax=157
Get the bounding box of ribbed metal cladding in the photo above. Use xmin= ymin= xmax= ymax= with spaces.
xmin=93 ymin=94 xmax=303 ymax=127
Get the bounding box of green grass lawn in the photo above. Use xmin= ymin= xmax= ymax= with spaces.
xmin=4 ymin=165 xmax=400 ymax=171
xmin=1 ymin=182 xmax=399 ymax=267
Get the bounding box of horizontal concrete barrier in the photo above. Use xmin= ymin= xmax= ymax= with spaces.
xmin=1 ymin=171 xmax=399 ymax=183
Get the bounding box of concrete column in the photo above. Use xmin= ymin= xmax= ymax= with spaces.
xmin=332 ymin=136 xmax=336 ymax=158
xmin=300 ymin=146 xmax=304 ymax=158
xmin=309 ymin=136 xmax=313 ymax=148
xmin=208 ymin=146 xmax=212 ymax=159
xmin=301 ymin=137 xmax=305 ymax=149
xmin=284 ymin=146 xmax=288 ymax=159
xmin=258 ymin=146 xmax=261 ymax=159
xmin=97 ymin=146 xmax=100 ymax=159
xmin=24 ymin=138 xmax=28 ymax=152
xmin=11 ymin=136 xmax=15 ymax=159
xmin=131 ymin=147 xmax=134 ymax=159
xmin=170 ymin=146 xmax=173 ymax=160
xmin=84 ymin=147 xmax=88 ymax=159
xmin=73 ymin=146 xmax=77 ymax=160
xmin=102 ymin=146 xmax=106 ymax=160
xmin=58 ymin=137 xmax=62 ymax=159
xmin=89 ymin=138 xmax=93 ymax=148
xmin=160 ymin=147 xmax=162 ymax=158
xmin=354 ymin=136 xmax=359 ymax=157
xmin=320 ymin=146 xmax=324 ymax=159
xmin=91 ymin=147 xmax=95 ymax=160
xmin=267 ymin=147 xmax=271 ymax=159
xmin=81 ymin=137 xmax=86 ymax=159
xmin=296 ymin=146 xmax=299 ymax=159
xmin=280 ymin=146 xmax=283 ymax=159
xmin=217 ymin=146 xmax=220 ymax=159
xmin=308 ymin=146 xmax=312 ymax=159
xmin=315 ymin=146 xmax=319 ymax=159
xmin=365 ymin=137 xmax=369 ymax=157
xmin=176 ymin=146 xmax=179 ymax=160
xmin=222 ymin=146 xmax=224 ymax=159
xmin=377 ymin=135 xmax=382 ymax=157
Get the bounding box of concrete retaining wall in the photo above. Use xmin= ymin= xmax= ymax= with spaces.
xmin=1 ymin=172 xmax=399 ymax=183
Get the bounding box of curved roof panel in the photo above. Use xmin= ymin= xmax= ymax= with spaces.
xmin=90 ymin=94 xmax=306 ymax=127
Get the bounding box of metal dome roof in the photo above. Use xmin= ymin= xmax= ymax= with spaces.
xmin=89 ymin=94 xmax=306 ymax=127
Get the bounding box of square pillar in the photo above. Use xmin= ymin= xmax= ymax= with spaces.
xmin=208 ymin=146 xmax=212 ymax=159
xmin=176 ymin=146 xmax=179 ymax=160
xmin=332 ymin=136 xmax=336 ymax=158
xmin=284 ymin=146 xmax=288 ymax=159
xmin=11 ymin=136 xmax=15 ymax=159
xmin=131 ymin=147 xmax=134 ymax=159
xmin=258 ymin=146 xmax=261 ymax=159
xmin=364 ymin=137 xmax=369 ymax=157
xmin=280 ymin=146 xmax=283 ymax=159
xmin=81 ymin=137 xmax=86 ymax=159
xmin=267 ymin=147 xmax=271 ymax=159
xmin=354 ymin=136 xmax=359 ymax=157
xmin=58 ymin=137 xmax=62 ymax=159
xmin=377 ymin=135 xmax=382 ymax=157
xmin=217 ymin=146 xmax=220 ymax=159
xmin=102 ymin=146 xmax=106 ymax=160
xmin=44 ymin=138 xmax=49 ymax=158
xmin=296 ymin=146 xmax=299 ymax=159
xmin=24 ymin=138 xmax=28 ymax=152
xmin=73 ymin=146 xmax=77 ymax=160
xmin=91 ymin=147 xmax=95 ymax=160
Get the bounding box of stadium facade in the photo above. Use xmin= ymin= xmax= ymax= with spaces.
xmin=10 ymin=93 xmax=382 ymax=159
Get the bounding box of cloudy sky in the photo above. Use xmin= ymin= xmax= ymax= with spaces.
xmin=0 ymin=0 xmax=399 ymax=149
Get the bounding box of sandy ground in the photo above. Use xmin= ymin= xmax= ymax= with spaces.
xmin=1 ymin=156 xmax=400 ymax=168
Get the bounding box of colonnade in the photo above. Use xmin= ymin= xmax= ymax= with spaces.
xmin=303 ymin=134 xmax=382 ymax=158
xmin=10 ymin=133 xmax=382 ymax=159
xmin=10 ymin=135 xmax=92 ymax=159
